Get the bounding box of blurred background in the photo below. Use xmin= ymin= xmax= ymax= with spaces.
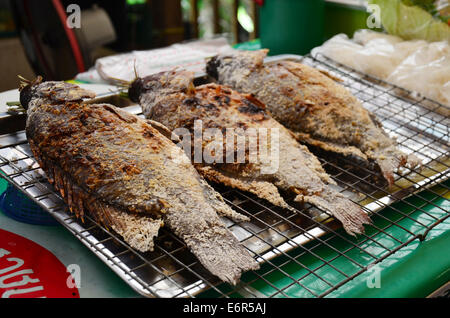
xmin=1 ymin=0 xmax=448 ymax=92
xmin=0 ymin=0 xmax=382 ymax=91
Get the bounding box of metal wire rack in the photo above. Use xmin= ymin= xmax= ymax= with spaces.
xmin=0 ymin=54 xmax=448 ymax=298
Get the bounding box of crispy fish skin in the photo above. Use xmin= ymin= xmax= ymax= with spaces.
xmin=23 ymin=80 xmax=258 ymax=285
xmin=206 ymin=49 xmax=421 ymax=186
xmin=130 ymin=70 xmax=371 ymax=236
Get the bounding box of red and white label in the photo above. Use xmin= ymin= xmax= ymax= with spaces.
xmin=0 ymin=229 xmax=79 ymax=298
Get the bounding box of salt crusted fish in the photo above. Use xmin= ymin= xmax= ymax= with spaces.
xmin=129 ymin=70 xmax=371 ymax=236
xmin=20 ymin=77 xmax=259 ymax=285
xmin=206 ymin=49 xmax=421 ymax=186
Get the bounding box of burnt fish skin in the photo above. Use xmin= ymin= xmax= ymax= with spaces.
xmin=206 ymin=49 xmax=421 ymax=186
xmin=21 ymin=77 xmax=259 ymax=285
xmin=129 ymin=70 xmax=371 ymax=236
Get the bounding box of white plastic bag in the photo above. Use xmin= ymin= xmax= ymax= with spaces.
xmin=312 ymin=30 xmax=450 ymax=114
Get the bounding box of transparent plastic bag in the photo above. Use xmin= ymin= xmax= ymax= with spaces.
xmin=387 ymin=40 xmax=450 ymax=109
xmin=312 ymin=30 xmax=450 ymax=114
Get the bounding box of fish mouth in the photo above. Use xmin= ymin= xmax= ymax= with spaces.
xmin=18 ymin=75 xmax=43 ymax=110
xmin=128 ymin=77 xmax=145 ymax=103
xmin=19 ymin=84 xmax=32 ymax=110
xmin=205 ymin=55 xmax=221 ymax=80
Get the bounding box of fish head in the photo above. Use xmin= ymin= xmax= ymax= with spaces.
xmin=129 ymin=69 xmax=196 ymax=103
xmin=206 ymin=49 xmax=269 ymax=81
xmin=19 ymin=76 xmax=95 ymax=111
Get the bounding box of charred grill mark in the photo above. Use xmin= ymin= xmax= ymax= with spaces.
xmin=245 ymin=93 xmax=266 ymax=109
xmin=183 ymin=97 xmax=199 ymax=106
xmin=184 ymin=97 xmax=219 ymax=111
xmin=238 ymin=98 xmax=266 ymax=118
xmin=237 ymin=103 xmax=260 ymax=114
xmin=121 ymin=163 xmax=142 ymax=175
xmin=237 ymin=122 xmax=247 ymax=129
xmin=213 ymin=95 xmax=231 ymax=107
xmin=203 ymin=120 xmax=222 ymax=130
xmin=203 ymin=103 xmax=218 ymax=110
xmin=281 ymin=86 xmax=294 ymax=97
xmin=79 ymin=112 xmax=89 ymax=126
xmin=294 ymin=104 xmax=309 ymax=118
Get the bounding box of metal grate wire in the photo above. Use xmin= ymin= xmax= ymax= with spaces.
xmin=0 ymin=54 xmax=448 ymax=298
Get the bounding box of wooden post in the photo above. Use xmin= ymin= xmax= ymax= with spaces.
xmin=212 ymin=0 xmax=220 ymax=35
xmin=231 ymin=0 xmax=239 ymax=43
xmin=190 ymin=0 xmax=199 ymax=38
xmin=250 ymin=0 xmax=259 ymax=40
xmin=150 ymin=0 xmax=184 ymax=47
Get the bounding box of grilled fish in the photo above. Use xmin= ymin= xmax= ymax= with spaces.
xmin=129 ymin=70 xmax=371 ymax=236
xmin=206 ymin=49 xmax=421 ymax=186
xmin=20 ymin=77 xmax=259 ymax=285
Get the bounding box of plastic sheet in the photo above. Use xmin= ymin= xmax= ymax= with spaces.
xmin=76 ymin=37 xmax=234 ymax=85
xmin=312 ymin=30 xmax=450 ymax=115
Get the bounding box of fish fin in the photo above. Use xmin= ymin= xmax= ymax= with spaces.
xmin=199 ymin=178 xmax=250 ymax=222
xmin=146 ymin=119 xmax=180 ymax=142
xmin=46 ymin=158 xmax=162 ymax=252
xmin=373 ymin=148 xmax=421 ymax=188
xmin=39 ymin=82 xmax=96 ymax=102
xmin=292 ymin=131 xmax=368 ymax=161
xmin=232 ymin=49 xmax=268 ymax=70
xmin=18 ymin=75 xmax=42 ymax=91
xmin=106 ymin=205 xmax=163 ymax=252
xmin=101 ymin=104 xmax=138 ymax=123
xmin=184 ymin=223 xmax=259 ymax=285
xmin=197 ymin=165 xmax=291 ymax=210
xmin=297 ymin=188 xmax=371 ymax=236
xmin=247 ymin=49 xmax=268 ymax=68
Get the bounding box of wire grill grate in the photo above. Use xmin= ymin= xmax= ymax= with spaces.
xmin=0 ymin=54 xmax=448 ymax=298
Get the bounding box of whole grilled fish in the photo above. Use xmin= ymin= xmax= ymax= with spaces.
xmin=20 ymin=77 xmax=259 ymax=285
xmin=129 ymin=70 xmax=371 ymax=236
xmin=206 ymin=49 xmax=421 ymax=186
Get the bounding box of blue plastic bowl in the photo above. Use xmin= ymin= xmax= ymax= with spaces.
xmin=0 ymin=183 xmax=59 ymax=226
